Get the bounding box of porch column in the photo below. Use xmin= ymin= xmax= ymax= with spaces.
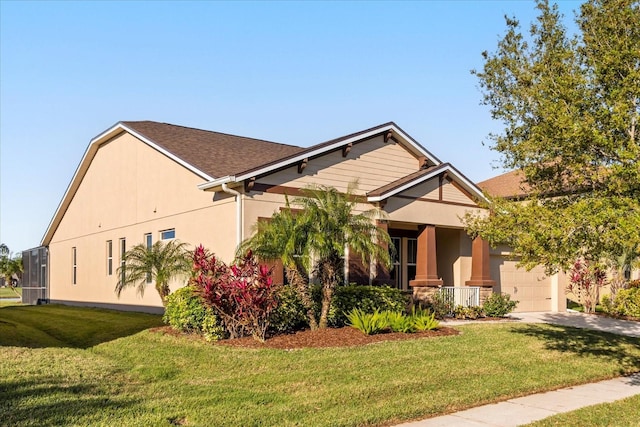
xmin=410 ymin=224 xmax=442 ymax=287
xmin=466 ymin=237 xmax=495 ymax=302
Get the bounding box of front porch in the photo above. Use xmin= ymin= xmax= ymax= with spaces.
xmin=364 ymin=221 xmax=496 ymax=305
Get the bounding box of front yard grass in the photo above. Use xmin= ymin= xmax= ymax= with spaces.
xmin=1 ymin=305 xmax=639 ymax=426
xmin=525 ymin=394 xmax=640 ymax=426
xmin=0 ymin=286 xmax=21 ymax=298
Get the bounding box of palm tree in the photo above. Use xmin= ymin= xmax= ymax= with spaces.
xmin=115 ymin=240 xmax=192 ymax=306
xmin=294 ymin=183 xmax=392 ymax=329
xmin=239 ymin=198 xmax=319 ymax=330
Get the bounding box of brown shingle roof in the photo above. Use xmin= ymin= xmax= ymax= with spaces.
xmin=477 ymin=170 xmax=530 ymax=199
xmin=121 ymin=121 xmax=305 ymax=179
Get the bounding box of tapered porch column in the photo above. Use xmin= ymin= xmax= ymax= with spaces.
xmin=465 ymin=236 xmax=496 ymax=287
xmin=410 ymin=224 xmax=443 ymax=287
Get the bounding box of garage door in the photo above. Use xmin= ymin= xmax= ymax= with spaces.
xmin=490 ymin=255 xmax=552 ymax=312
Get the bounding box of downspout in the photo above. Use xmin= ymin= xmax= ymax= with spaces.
xmin=221 ymin=183 xmax=242 ymax=247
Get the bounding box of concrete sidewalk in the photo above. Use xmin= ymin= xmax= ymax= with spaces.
xmin=394 ymin=312 xmax=640 ymax=426
xmin=396 ymin=373 xmax=640 ymax=427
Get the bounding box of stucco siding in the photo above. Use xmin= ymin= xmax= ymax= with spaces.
xmin=48 ymin=132 xmax=238 ymax=309
xmin=384 ymin=197 xmax=483 ymax=228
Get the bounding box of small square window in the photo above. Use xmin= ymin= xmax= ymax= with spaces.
xmin=160 ymin=229 xmax=175 ymax=240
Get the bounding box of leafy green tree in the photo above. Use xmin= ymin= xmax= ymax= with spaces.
xmin=115 ymin=240 xmax=192 ymax=306
xmin=466 ymin=0 xmax=640 ymax=273
xmin=0 ymin=244 xmax=23 ymax=296
xmin=294 ymin=184 xmax=392 ymax=329
xmin=239 ymin=198 xmax=319 ymax=330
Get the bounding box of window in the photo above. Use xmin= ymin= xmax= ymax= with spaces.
xmin=72 ymin=247 xmax=77 ymax=285
xmin=407 ymin=238 xmax=418 ymax=285
xmin=160 ymin=228 xmax=175 ymax=240
xmin=390 ymin=237 xmax=401 ymax=290
xmin=106 ymin=240 xmax=113 ymax=276
xmin=144 ymin=233 xmax=152 ymax=283
xmin=120 ymin=238 xmax=126 ymax=285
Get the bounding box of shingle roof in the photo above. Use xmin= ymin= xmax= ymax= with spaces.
xmin=121 ymin=121 xmax=305 ymax=179
xmin=477 ymin=169 xmax=530 ymax=199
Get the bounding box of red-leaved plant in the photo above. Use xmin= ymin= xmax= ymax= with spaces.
xmin=191 ymin=245 xmax=280 ymax=342
xmin=567 ymin=258 xmax=607 ymax=314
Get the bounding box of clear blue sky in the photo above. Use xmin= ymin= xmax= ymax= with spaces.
xmin=0 ymin=0 xmax=581 ymax=253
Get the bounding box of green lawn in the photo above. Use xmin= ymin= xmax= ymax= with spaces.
xmin=525 ymin=394 xmax=640 ymax=426
xmin=1 ymin=305 xmax=639 ymax=426
xmin=0 ymin=286 xmax=21 ymax=298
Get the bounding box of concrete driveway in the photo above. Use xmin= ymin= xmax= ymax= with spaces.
xmin=509 ymin=311 xmax=640 ymax=338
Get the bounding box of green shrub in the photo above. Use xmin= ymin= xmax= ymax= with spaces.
xmin=163 ymin=286 xmax=224 ymax=341
xmin=327 ymin=285 xmax=409 ymax=327
xmin=482 ymin=292 xmax=518 ymax=317
xmin=600 ymin=295 xmax=613 ymax=314
xmin=346 ymin=309 xmax=388 ymax=335
xmin=384 ymin=311 xmax=416 ymax=333
xmin=453 ymin=305 xmax=484 ymax=320
xmin=425 ymin=291 xmax=454 ymax=319
xmin=610 ymin=287 xmax=640 ymax=318
xmin=411 ymin=307 xmax=440 ymax=331
xmin=269 ymin=285 xmax=309 ymax=334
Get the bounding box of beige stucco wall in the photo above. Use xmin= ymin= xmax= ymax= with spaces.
xmin=48 ymin=133 xmax=237 ymax=310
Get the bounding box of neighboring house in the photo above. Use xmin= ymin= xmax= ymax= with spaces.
xmin=478 ymin=171 xmax=567 ymax=312
xmin=41 ymin=121 xmax=566 ymax=313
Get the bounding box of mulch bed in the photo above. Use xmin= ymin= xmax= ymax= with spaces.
xmin=216 ymin=326 xmax=460 ymax=350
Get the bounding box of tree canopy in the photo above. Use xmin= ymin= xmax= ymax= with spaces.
xmin=465 ymin=0 xmax=640 ymax=273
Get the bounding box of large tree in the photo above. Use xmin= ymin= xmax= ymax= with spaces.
xmin=115 ymin=240 xmax=192 ymax=306
xmin=465 ymin=0 xmax=640 ymax=273
xmin=0 ymin=244 xmax=22 ymax=296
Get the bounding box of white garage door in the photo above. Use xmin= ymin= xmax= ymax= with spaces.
xmin=490 ymin=255 xmax=552 ymax=312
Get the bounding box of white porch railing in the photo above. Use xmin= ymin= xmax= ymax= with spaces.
xmin=440 ymin=287 xmax=480 ymax=309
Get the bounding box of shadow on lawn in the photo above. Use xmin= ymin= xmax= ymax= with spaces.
xmin=0 ymin=378 xmax=140 ymax=425
xmin=0 ymin=305 xmax=163 ymax=349
xmin=511 ymin=324 xmax=640 ymax=373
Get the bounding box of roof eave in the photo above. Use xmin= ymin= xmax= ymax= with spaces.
xmin=367 ymin=164 xmax=489 ymax=204
xmin=204 ymin=123 xmax=441 ymax=185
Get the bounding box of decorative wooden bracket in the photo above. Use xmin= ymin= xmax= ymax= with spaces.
xmin=342 ymin=142 xmax=352 ymax=157
xmin=418 ymin=156 xmax=429 ymax=169
xmin=244 ymin=177 xmax=256 ymax=192
xmin=298 ymin=158 xmax=308 ymax=174
xmin=384 ymin=130 xmax=393 ymax=143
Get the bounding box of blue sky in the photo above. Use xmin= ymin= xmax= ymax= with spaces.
xmin=0 ymin=0 xmax=581 ymax=253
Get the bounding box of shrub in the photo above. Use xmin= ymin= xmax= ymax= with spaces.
xmin=269 ymin=285 xmax=309 ymax=334
xmin=628 ymin=280 xmax=640 ymax=289
xmin=346 ymin=308 xmax=388 ymax=335
xmin=483 ymin=292 xmax=518 ymax=317
xmin=411 ymin=307 xmax=440 ymax=331
xmin=192 ymin=245 xmax=281 ymax=342
xmin=384 ymin=311 xmax=416 ymax=333
xmin=163 ymin=286 xmax=224 ymax=342
xmin=567 ymin=258 xmax=607 ymax=313
xmin=327 ymin=285 xmax=408 ymax=327
xmin=453 ymin=305 xmax=484 ymax=320
xmin=610 ymin=287 xmax=640 ymax=318
xmin=425 ymin=291 xmax=454 ymax=319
